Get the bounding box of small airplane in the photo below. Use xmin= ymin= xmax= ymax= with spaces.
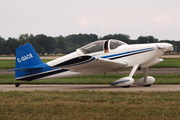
xmin=9 ymin=39 xmax=173 ymax=87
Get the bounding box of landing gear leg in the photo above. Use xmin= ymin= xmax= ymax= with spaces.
xmin=110 ymin=65 xmax=139 ymax=87
xmin=129 ymin=65 xmax=139 ymax=78
xmin=143 ymin=67 xmax=148 ymax=84
xmin=143 ymin=67 xmax=151 ymax=87
xmin=134 ymin=67 xmax=155 ymax=86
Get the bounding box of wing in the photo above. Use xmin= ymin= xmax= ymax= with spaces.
xmin=52 ymin=55 xmax=127 ymax=73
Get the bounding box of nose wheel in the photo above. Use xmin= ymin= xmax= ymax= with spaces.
xmin=122 ymin=85 xmax=130 ymax=88
xmin=143 ymin=84 xmax=151 ymax=87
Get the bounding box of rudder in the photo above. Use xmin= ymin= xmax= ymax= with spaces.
xmin=15 ymin=43 xmax=43 ymax=69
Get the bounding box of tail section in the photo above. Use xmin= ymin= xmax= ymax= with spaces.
xmin=9 ymin=43 xmax=46 ymax=80
xmin=9 ymin=43 xmax=78 ymax=84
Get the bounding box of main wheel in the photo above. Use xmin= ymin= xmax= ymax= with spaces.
xmin=143 ymin=84 xmax=151 ymax=87
xmin=122 ymin=85 xmax=130 ymax=88
xmin=15 ymin=83 xmax=20 ymax=87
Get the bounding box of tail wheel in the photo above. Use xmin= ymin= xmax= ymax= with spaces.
xmin=15 ymin=83 xmax=20 ymax=87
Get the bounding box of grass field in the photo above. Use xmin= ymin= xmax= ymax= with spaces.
xmin=0 ymin=58 xmax=180 ymax=69
xmin=0 ymin=91 xmax=180 ymax=120
xmin=0 ymin=58 xmax=180 ymax=120
xmin=1 ymin=74 xmax=180 ymax=84
xmin=0 ymin=59 xmax=52 ymax=69
xmin=153 ymin=58 xmax=180 ymax=68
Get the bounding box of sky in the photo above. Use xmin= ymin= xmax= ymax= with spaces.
xmin=1 ymin=0 xmax=180 ymax=40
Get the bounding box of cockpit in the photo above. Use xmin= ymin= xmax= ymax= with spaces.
xmin=79 ymin=39 xmax=127 ymax=54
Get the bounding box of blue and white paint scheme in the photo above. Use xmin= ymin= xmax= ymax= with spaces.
xmin=9 ymin=39 xmax=173 ymax=87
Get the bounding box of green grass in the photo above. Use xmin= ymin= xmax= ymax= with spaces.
xmin=0 ymin=59 xmax=52 ymax=69
xmin=0 ymin=58 xmax=180 ymax=69
xmin=1 ymin=74 xmax=180 ymax=84
xmin=0 ymin=91 xmax=180 ymax=120
xmin=0 ymin=60 xmax=16 ymax=69
xmin=153 ymin=58 xmax=180 ymax=68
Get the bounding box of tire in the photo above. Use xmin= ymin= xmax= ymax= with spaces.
xmin=122 ymin=85 xmax=130 ymax=88
xmin=143 ymin=84 xmax=151 ymax=87
xmin=15 ymin=83 xmax=20 ymax=87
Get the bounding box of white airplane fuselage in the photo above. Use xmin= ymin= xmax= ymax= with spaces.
xmin=11 ymin=39 xmax=173 ymax=87
xmin=46 ymin=40 xmax=172 ymax=79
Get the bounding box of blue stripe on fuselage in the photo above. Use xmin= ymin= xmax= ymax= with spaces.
xmin=101 ymin=47 xmax=154 ymax=59
xmin=16 ymin=68 xmax=69 ymax=81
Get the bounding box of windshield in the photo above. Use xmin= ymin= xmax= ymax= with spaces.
xmin=79 ymin=40 xmax=105 ymax=54
xmin=110 ymin=40 xmax=127 ymax=49
xmin=79 ymin=39 xmax=128 ymax=54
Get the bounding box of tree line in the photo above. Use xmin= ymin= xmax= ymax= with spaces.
xmin=0 ymin=33 xmax=179 ymax=55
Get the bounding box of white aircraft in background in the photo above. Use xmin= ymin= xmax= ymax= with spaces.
xmin=9 ymin=39 xmax=173 ymax=87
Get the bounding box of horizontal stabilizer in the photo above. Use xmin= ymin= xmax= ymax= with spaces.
xmin=8 ymin=65 xmax=43 ymax=72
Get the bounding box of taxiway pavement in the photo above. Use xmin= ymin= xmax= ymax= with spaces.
xmin=1 ymin=84 xmax=180 ymax=92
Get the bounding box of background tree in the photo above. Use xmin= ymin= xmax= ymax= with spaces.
xmin=101 ymin=33 xmax=136 ymax=44
xmin=55 ymin=35 xmax=67 ymax=54
xmin=0 ymin=33 xmax=179 ymax=55
xmin=0 ymin=36 xmax=6 ymax=55
xmin=54 ymin=48 xmax=62 ymax=55
xmin=64 ymin=33 xmax=98 ymax=53
xmin=19 ymin=34 xmax=30 ymax=45
xmin=137 ymin=36 xmax=158 ymax=43
xmin=35 ymin=34 xmax=56 ymax=55
xmin=33 ymin=44 xmax=45 ymax=54
xmin=6 ymin=37 xmax=19 ymax=55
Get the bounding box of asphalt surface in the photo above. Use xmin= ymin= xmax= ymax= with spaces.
xmin=2 ymin=67 xmax=180 ymax=75
xmin=1 ymin=84 xmax=180 ymax=92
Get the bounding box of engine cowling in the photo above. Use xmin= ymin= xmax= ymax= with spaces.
xmin=134 ymin=76 xmax=155 ymax=85
xmin=110 ymin=77 xmax=134 ymax=86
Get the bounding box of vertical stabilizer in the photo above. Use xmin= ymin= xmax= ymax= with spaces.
xmin=10 ymin=43 xmax=45 ymax=79
xmin=15 ymin=43 xmax=43 ymax=69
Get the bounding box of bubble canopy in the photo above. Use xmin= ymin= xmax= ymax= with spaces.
xmin=79 ymin=39 xmax=127 ymax=54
